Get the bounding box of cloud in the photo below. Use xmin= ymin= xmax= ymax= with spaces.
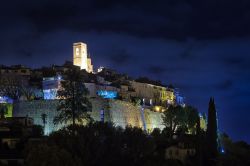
xmin=17 ymin=49 xmax=33 ymax=58
xmin=106 ymin=48 xmax=132 ymax=65
xmin=222 ymin=56 xmax=250 ymax=71
xmin=1 ymin=0 xmax=249 ymax=41
xmin=224 ymin=57 xmax=245 ymax=65
xmin=215 ymin=80 xmax=233 ymax=90
xmin=179 ymin=45 xmax=193 ymax=59
xmin=146 ymin=66 xmax=166 ymax=75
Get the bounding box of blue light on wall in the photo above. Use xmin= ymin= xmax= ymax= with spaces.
xmin=43 ymin=89 xmax=57 ymax=100
xmin=43 ymin=75 xmax=62 ymax=100
xmin=97 ymin=90 xmax=117 ymax=99
xmin=0 ymin=96 xmax=13 ymax=104
xmin=221 ymin=148 xmax=225 ymax=153
xmin=219 ymin=146 xmax=225 ymax=154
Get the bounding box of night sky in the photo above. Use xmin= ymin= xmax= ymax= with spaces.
xmin=0 ymin=0 xmax=250 ymax=142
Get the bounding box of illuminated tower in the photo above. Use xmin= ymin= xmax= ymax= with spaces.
xmin=73 ymin=42 xmax=93 ymax=73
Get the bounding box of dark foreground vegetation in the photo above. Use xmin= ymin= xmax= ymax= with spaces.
xmin=25 ymin=122 xmax=176 ymax=166
xmin=22 ymin=122 xmax=250 ymax=166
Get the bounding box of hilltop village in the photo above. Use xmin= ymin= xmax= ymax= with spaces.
xmin=0 ymin=42 xmax=210 ymax=165
xmin=0 ymin=42 xmax=207 ymax=132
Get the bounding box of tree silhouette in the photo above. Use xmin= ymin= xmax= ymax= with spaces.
xmin=54 ymin=68 xmax=92 ymax=127
xmin=206 ymin=97 xmax=218 ymax=164
xmin=162 ymin=105 xmax=199 ymax=136
xmin=25 ymin=144 xmax=82 ymax=166
xmin=162 ymin=105 xmax=182 ymax=135
xmin=0 ymin=104 xmax=8 ymax=119
xmin=217 ymin=134 xmax=250 ymax=166
xmin=41 ymin=113 xmax=47 ymax=134
xmin=162 ymin=105 xmax=183 ymax=135
xmin=0 ymin=73 xmax=36 ymax=100
xmin=0 ymin=74 xmax=23 ymax=100
xmin=20 ymin=86 xmax=35 ymax=101
xmin=185 ymin=106 xmax=200 ymax=134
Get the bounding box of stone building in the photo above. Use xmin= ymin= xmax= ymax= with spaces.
xmin=73 ymin=42 xmax=93 ymax=73
xmin=129 ymin=81 xmax=175 ymax=106
xmin=165 ymin=135 xmax=196 ymax=163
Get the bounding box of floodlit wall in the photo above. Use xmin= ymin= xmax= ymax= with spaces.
xmin=109 ymin=100 xmax=164 ymax=131
xmin=13 ymin=99 xmax=164 ymax=134
xmin=13 ymin=100 xmax=61 ymax=135
xmin=0 ymin=103 xmax=13 ymax=118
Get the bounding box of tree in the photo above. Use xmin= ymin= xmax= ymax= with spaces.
xmin=25 ymin=144 xmax=82 ymax=166
xmin=121 ymin=126 xmax=154 ymax=166
xmin=0 ymin=74 xmax=23 ymax=100
xmin=41 ymin=113 xmax=47 ymax=134
xmin=195 ymin=112 xmax=206 ymax=166
xmin=42 ymin=67 xmax=57 ymax=77
xmin=45 ymin=122 xmax=121 ymax=166
xmin=217 ymin=134 xmax=250 ymax=166
xmin=206 ymin=97 xmax=218 ymax=163
xmin=31 ymin=125 xmax=44 ymax=137
xmin=54 ymin=68 xmax=92 ymax=127
xmin=162 ymin=105 xmax=199 ymax=136
xmin=20 ymin=86 xmax=35 ymax=101
xmin=131 ymin=96 xmax=141 ymax=106
xmin=150 ymin=128 xmax=170 ymax=163
xmin=0 ymin=73 xmax=35 ymax=101
xmin=185 ymin=106 xmax=200 ymax=134
xmin=0 ymin=104 xmax=8 ymax=119
xmin=162 ymin=105 xmax=186 ymax=135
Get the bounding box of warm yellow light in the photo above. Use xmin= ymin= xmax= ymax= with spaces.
xmin=155 ymin=106 xmax=160 ymax=112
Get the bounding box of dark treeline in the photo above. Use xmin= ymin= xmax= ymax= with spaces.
xmin=23 ymin=121 xmax=250 ymax=166
xmin=24 ymin=122 xmax=183 ymax=166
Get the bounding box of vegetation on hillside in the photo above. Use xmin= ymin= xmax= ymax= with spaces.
xmin=54 ymin=68 xmax=92 ymax=127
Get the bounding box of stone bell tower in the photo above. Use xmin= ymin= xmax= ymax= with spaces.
xmin=73 ymin=42 xmax=93 ymax=73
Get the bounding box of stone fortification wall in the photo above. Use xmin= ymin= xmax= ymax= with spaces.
xmin=13 ymin=99 xmax=164 ymax=134
xmin=13 ymin=100 xmax=61 ymax=134
xmin=109 ymin=100 xmax=164 ymax=131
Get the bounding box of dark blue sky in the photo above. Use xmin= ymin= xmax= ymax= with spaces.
xmin=0 ymin=0 xmax=250 ymax=142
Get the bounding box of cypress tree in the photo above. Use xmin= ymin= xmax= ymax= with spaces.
xmin=206 ymin=97 xmax=218 ymax=163
xmin=196 ymin=115 xmax=202 ymax=166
